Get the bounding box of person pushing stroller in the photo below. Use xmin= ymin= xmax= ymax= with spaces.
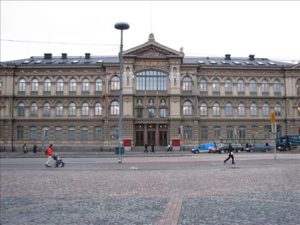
xmin=52 ymin=153 xmax=65 ymax=168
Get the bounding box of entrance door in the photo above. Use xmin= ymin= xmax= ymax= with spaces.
xmin=135 ymin=131 xmax=144 ymax=146
xmin=147 ymin=131 xmax=155 ymax=146
xmin=159 ymin=131 xmax=168 ymax=146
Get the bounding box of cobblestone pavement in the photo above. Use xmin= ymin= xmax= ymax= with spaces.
xmin=1 ymin=154 xmax=300 ymax=225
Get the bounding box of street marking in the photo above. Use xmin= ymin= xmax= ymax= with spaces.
xmin=158 ymin=197 xmax=183 ymax=225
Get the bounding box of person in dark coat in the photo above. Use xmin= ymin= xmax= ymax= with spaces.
xmin=224 ymin=143 xmax=235 ymax=164
xmin=151 ymin=143 xmax=155 ymax=153
xmin=144 ymin=143 xmax=148 ymax=153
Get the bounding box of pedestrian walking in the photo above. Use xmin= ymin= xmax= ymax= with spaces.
xmin=44 ymin=144 xmax=54 ymax=167
xmin=224 ymin=143 xmax=235 ymax=164
xmin=151 ymin=143 xmax=155 ymax=153
xmin=22 ymin=144 xmax=28 ymax=153
xmin=144 ymin=143 xmax=148 ymax=153
xmin=33 ymin=144 xmax=37 ymax=153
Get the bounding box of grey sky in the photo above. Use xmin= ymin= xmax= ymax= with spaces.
xmin=1 ymin=1 xmax=300 ymax=63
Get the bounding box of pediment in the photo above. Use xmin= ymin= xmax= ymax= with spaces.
xmin=123 ymin=34 xmax=184 ymax=59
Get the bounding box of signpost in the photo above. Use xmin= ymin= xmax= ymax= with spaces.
xmin=270 ymin=111 xmax=277 ymax=160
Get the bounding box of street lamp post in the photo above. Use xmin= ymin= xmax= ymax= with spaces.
xmin=114 ymin=22 xmax=129 ymax=163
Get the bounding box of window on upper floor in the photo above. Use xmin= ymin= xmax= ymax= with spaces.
xmin=82 ymin=79 xmax=89 ymax=92
xmin=18 ymin=79 xmax=26 ymax=92
xmin=262 ymin=79 xmax=269 ymax=93
xmin=44 ymin=79 xmax=51 ymax=92
xmin=213 ymin=103 xmax=220 ymax=116
xmin=225 ymin=103 xmax=233 ymax=116
xmin=160 ymin=108 xmax=167 ymax=118
xmin=225 ymin=79 xmax=232 ymax=93
xmin=182 ymin=76 xmax=192 ymax=92
xmin=30 ymin=103 xmax=38 ymax=116
xmin=250 ymin=103 xmax=258 ymax=116
xmin=95 ymin=103 xmax=102 ymax=116
xmin=274 ymin=80 xmax=281 ymax=94
xmin=238 ymin=103 xmax=245 ymax=116
xmin=263 ymin=103 xmax=269 ymax=117
xmin=56 ymin=103 xmax=63 ymax=116
xmin=274 ymin=103 xmax=281 ymax=116
xmin=183 ymin=100 xmax=192 ymax=116
xmin=69 ymin=102 xmax=76 ymax=116
xmin=31 ymin=79 xmax=39 ymax=92
xmin=56 ymin=79 xmax=64 ymax=92
xmin=237 ymin=79 xmax=245 ymax=92
xmin=43 ymin=103 xmax=50 ymax=117
xmin=95 ymin=79 xmax=103 ymax=92
xmin=212 ymin=79 xmax=220 ymax=92
xmin=200 ymin=103 xmax=208 ymax=116
xmin=250 ymin=79 xmax=257 ymax=93
xmin=148 ymin=108 xmax=156 ymax=118
xmin=200 ymin=79 xmax=207 ymax=92
xmin=110 ymin=100 xmax=119 ymax=115
xmin=82 ymin=103 xmax=89 ymax=116
xmin=297 ymin=80 xmax=300 ymax=96
xmin=136 ymin=70 xmax=167 ymax=91
xmin=111 ymin=76 xmax=120 ymax=91
xmin=69 ymin=79 xmax=76 ymax=92
xmin=18 ymin=102 xmax=25 ymax=116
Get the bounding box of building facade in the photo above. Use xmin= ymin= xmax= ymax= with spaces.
xmin=1 ymin=34 xmax=300 ymax=151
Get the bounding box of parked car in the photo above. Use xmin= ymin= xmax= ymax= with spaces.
xmin=217 ymin=143 xmax=244 ymax=153
xmin=191 ymin=143 xmax=216 ymax=154
xmin=248 ymin=144 xmax=273 ymax=152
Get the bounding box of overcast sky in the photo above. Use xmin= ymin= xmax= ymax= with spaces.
xmin=1 ymin=1 xmax=300 ymax=63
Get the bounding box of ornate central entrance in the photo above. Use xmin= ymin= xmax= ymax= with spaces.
xmin=135 ymin=124 xmax=168 ymax=146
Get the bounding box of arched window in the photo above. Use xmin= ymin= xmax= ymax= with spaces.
xmin=200 ymin=79 xmax=207 ymax=92
xmin=110 ymin=100 xmax=119 ymax=115
xmin=111 ymin=76 xmax=120 ymax=90
xmin=238 ymin=103 xmax=245 ymax=116
xmin=82 ymin=102 xmax=89 ymax=116
xmin=250 ymin=103 xmax=257 ymax=116
xmin=225 ymin=79 xmax=232 ymax=93
xmin=95 ymin=103 xmax=102 ymax=116
xmin=82 ymin=78 xmax=89 ymax=92
xmin=18 ymin=102 xmax=25 ymax=116
xmin=182 ymin=76 xmax=192 ymax=91
xmin=213 ymin=103 xmax=220 ymax=116
xmin=56 ymin=103 xmax=63 ymax=116
xmin=30 ymin=103 xmax=38 ymax=116
xmin=44 ymin=79 xmax=51 ymax=92
xmin=43 ymin=102 xmax=50 ymax=117
xmin=200 ymin=103 xmax=208 ymax=116
xmin=31 ymin=79 xmax=39 ymax=92
xmin=18 ymin=79 xmax=26 ymax=92
xmin=212 ymin=79 xmax=220 ymax=92
xmin=69 ymin=102 xmax=76 ymax=116
xmin=250 ymin=79 xmax=257 ymax=93
xmin=263 ymin=103 xmax=269 ymax=116
xmin=136 ymin=70 xmax=167 ymax=91
xmin=69 ymin=79 xmax=76 ymax=92
xmin=225 ymin=103 xmax=233 ymax=116
xmin=274 ymin=80 xmax=281 ymax=94
xmin=95 ymin=79 xmax=103 ymax=92
xmin=183 ymin=101 xmax=192 ymax=116
xmin=56 ymin=79 xmax=64 ymax=92
xmin=274 ymin=103 xmax=281 ymax=116
xmin=237 ymin=79 xmax=245 ymax=92
xmin=262 ymin=79 xmax=269 ymax=93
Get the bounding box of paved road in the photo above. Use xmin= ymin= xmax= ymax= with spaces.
xmin=1 ymin=153 xmax=300 ymax=225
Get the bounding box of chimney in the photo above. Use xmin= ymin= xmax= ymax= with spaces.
xmin=44 ymin=53 xmax=52 ymax=59
xmin=85 ymin=53 xmax=91 ymax=59
xmin=61 ymin=53 xmax=67 ymax=59
xmin=249 ymin=54 xmax=255 ymax=60
xmin=225 ymin=54 xmax=231 ymax=60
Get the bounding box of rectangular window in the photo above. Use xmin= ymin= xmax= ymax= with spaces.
xmin=201 ymin=126 xmax=208 ymax=140
xmin=68 ymin=129 xmax=76 ymax=140
xmin=55 ymin=128 xmax=62 ymax=141
xmin=94 ymin=127 xmax=102 ymax=140
xmin=81 ymin=129 xmax=88 ymax=141
xmin=29 ymin=127 xmax=37 ymax=140
xmin=160 ymin=108 xmax=167 ymax=118
xmin=111 ymin=127 xmax=119 ymax=140
xmin=148 ymin=108 xmax=155 ymax=118
xmin=183 ymin=126 xmax=192 ymax=140
xmin=17 ymin=126 xmax=24 ymax=140
xmin=137 ymin=108 xmax=143 ymax=118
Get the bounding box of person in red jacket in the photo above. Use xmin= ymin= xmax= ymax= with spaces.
xmin=45 ymin=144 xmax=54 ymax=167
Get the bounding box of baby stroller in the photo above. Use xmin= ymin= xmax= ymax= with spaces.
xmin=52 ymin=153 xmax=65 ymax=168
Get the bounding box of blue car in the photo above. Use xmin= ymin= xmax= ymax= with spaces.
xmin=191 ymin=143 xmax=216 ymax=154
xmin=248 ymin=144 xmax=273 ymax=152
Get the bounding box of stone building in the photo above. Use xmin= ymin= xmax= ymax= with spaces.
xmin=0 ymin=34 xmax=299 ymax=151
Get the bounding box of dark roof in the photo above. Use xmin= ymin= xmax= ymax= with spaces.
xmin=1 ymin=55 xmax=294 ymax=68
